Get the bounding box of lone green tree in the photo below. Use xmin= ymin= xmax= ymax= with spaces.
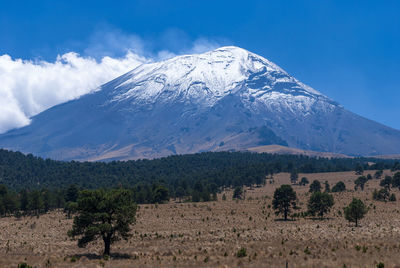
xmin=272 ymin=185 xmax=297 ymax=221
xmin=152 ymin=185 xmax=169 ymax=203
xmin=20 ymin=189 xmax=29 ymax=214
xmin=372 ymin=188 xmax=389 ymax=202
xmin=392 ymin=172 xmax=400 ymax=190
xmin=29 ymin=190 xmax=44 ymax=216
xmin=324 ymin=181 xmax=330 ymax=192
xmin=380 ymin=176 xmax=392 ymax=191
xmin=307 ymin=192 xmax=334 ymax=219
xmin=232 ymin=186 xmax=243 ymax=200
xmin=290 ymin=170 xmax=299 ymax=184
xmin=354 ymin=176 xmax=367 ymax=191
xmin=68 ymin=189 xmax=137 ymax=256
xmin=309 ymin=180 xmax=321 ymax=193
xmin=344 ymin=198 xmax=368 ymax=227
xmin=331 ymin=181 xmax=346 ymax=192
xmin=65 ymin=184 xmax=79 ymax=203
xmin=175 ymin=186 xmax=185 ymax=202
xmin=355 ymin=164 xmax=364 ymax=175
xmin=374 ymin=170 xmax=383 ymax=180
xmin=299 ymin=177 xmax=309 ymax=186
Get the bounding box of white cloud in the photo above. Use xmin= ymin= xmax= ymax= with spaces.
xmin=0 ymin=52 xmax=147 ymax=133
xmin=0 ymin=29 xmax=224 ymax=134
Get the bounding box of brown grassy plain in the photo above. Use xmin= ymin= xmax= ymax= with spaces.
xmin=1 ymin=170 xmax=400 ymax=267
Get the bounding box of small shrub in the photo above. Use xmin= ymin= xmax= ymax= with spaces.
xmin=377 ymin=262 xmax=384 ymax=268
xmin=237 ymin=247 xmax=247 ymax=258
xmin=18 ymin=263 xmax=32 ymax=268
xmin=362 ymin=245 xmax=368 ymax=253
xmin=373 ymin=188 xmax=389 ymax=201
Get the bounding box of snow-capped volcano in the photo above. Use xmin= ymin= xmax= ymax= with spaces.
xmin=1 ymin=46 xmax=400 ymax=160
xmin=110 ymin=46 xmax=327 ymax=108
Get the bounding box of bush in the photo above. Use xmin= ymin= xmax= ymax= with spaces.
xmin=324 ymin=181 xmax=330 ymax=192
xmin=309 ymin=180 xmax=321 ymax=192
xmin=374 ymin=170 xmax=383 ymax=180
xmin=377 ymin=262 xmax=384 ymax=268
xmin=299 ymin=177 xmax=309 ymax=186
xmin=393 ymin=172 xmax=400 ymax=189
xmin=380 ymin=176 xmax=392 ymax=190
xmin=373 ymin=188 xmax=389 ymax=202
xmin=389 ymin=193 xmax=396 ymax=202
xmin=232 ymin=186 xmax=243 ymax=200
xmin=354 ymin=176 xmax=367 ymax=191
xmin=332 ymin=181 xmax=346 ymax=192
xmin=18 ymin=263 xmax=32 ymax=268
xmin=236 ymin=247 xmax=247 ymax=258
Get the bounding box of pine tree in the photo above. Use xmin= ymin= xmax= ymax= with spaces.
xmin=331 ymin=181 xmax=346 ymax=192
xmin=344 ymin=198 xmax=368 ymax=227
xmin=272 ymin=185 xmax=297 ymax=221
xmin=68 ymin=189 xmax=137 ymax=256
xmin=307 ymin=192 xmax=334 ymax=219
xmin=309 ymin=180 xmax=321 ymax=193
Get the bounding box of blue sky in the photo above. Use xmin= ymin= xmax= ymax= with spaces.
xmin=1 ymin=0 xmax=399 ymax=130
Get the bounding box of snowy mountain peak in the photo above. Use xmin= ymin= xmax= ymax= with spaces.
xmin=108 ymin=46 xmax=326 ymax=107
xmin=4 ymin=46 xmax=397 ymax=161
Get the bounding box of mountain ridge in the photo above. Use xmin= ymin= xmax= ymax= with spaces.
xmin=1 ymin=46 xmax=400 ymax=160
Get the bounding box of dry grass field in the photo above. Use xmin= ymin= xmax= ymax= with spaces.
xmin=1 ymin=170 xmax=400 ymax=267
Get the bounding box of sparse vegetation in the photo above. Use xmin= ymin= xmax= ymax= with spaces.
xmin=0 ymin=154 xmax=399 ymax=267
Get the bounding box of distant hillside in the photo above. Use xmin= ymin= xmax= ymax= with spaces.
xmin=246 ymin=145 xmax=351 ymax=159
xmin=370 ymin=155 xmax=400 ymax=160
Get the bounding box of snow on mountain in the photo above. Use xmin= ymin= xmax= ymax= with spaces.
xmin=110 ymin=46 xmax=324 ymax=106
xmin=0 ymin=46 xmax=400 ymax=161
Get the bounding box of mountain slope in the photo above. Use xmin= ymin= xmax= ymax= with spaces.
xmin=1 ymin=46 xmax=400 ymax=160
xmin=246 ymin=145 xmax=351 ymax=159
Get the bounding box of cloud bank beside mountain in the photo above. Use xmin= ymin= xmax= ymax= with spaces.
xmin=0 ymin=29 xmax=222 ymax=134
xmin=0 ymin=52 xmax=147 ymax=133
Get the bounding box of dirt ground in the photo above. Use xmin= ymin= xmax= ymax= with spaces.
xmin=1 ymin=170 xmax=400 ymax=268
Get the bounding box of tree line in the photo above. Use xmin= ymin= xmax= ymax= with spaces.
xmin=0 ymin=183 xmax=169 ymax=217
xmin=1 ymin=149 xmax=399 ymax=200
